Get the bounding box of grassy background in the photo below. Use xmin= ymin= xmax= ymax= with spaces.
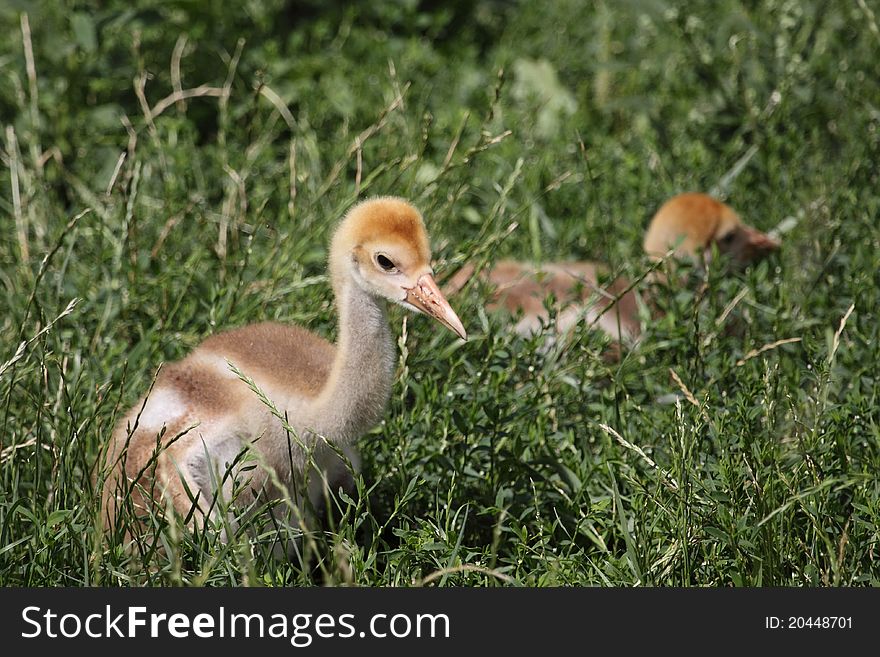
xmin=1 ymin=0 xmax=878 ymax=586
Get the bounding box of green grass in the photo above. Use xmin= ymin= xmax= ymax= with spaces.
xmin=1 ymin=0 xmax=878 ymax=586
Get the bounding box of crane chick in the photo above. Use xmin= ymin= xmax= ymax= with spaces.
xmin=101 ymin=197 xmax=466 ymax=538
xmin=446 ymin=192 xmax=779 ymax=348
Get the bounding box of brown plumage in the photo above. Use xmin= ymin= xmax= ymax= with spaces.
xmin=446 ymin=192 xmax=779 ymax=349
xmin=445 ymin=260 xmax=640 ymax=344
xmin=643 ymin=192 xmax=780 ymax=263
xmin=100 ymin=197 xmax=466 ymax=539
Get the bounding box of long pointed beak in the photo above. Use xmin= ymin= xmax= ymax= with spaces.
xmin=404 ymin=273 xmax=468 ymax=340
xmin=744 ymin=225 xmax=781 ymax=252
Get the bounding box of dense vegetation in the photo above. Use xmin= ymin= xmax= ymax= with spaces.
xmin=1 ymin=0 xmax=878 ymax=585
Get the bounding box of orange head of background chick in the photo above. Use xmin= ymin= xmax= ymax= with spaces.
xmin=643 ymin=192 xmax=780 ymax=266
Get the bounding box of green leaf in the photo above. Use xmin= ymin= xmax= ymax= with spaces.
xmin=46 ymin=510 xmax=71 ymax=529
xmin=71 ymin=13 xmax=97 ymax=52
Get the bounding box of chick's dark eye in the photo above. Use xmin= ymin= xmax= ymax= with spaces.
xmin=376 ymin=254 xmax=397 ymax=271
xmin=719 ymin=232 xmax=736 ymax=244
